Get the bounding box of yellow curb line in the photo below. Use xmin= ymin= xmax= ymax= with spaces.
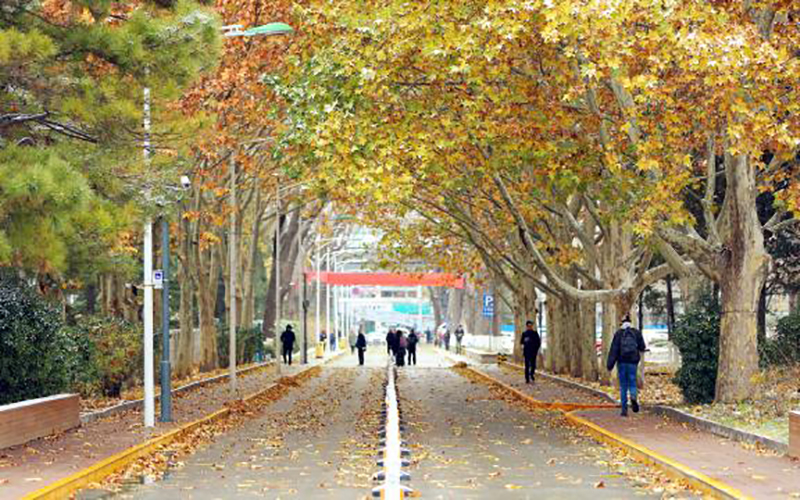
xmin=459 ymin=364 xmax=617 ymax=412
xmin=564 ymin=411 xmax=751 ymax=500
xmin=457 ymin=362 xmax=750 ymax=500
xmin=23 ymin=355 xmax=343 ymax=500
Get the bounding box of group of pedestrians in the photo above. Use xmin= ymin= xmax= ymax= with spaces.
xmin=518 ymin=314 xmax=646 ymax=418
xmin=386 ymin=327 xmax=419 ymax=366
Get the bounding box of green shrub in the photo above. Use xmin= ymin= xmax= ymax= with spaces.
xmin=672 ymin=289 xmax=720 ymax=404
xmin=760 ymin=312 xmax=800 ymax=367
xmin=72 ymin=315 xmax=142 ymax=398
xmin=216 ymin=325 xmax=268 ymax=368
xmin=0 ymin=275 xmax=72 ymax=405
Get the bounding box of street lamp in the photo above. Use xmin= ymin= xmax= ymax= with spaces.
xmin=225 ymin=22 xmax=294 ymax=392
xmin=141 ymin=21 xmax=296 ymax=430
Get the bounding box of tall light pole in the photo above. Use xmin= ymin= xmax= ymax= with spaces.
xmin=274 ymin=177 xmax=282 ymax=372
xmin=326 ymin=246 xmax=334 ymax=349
xmin=142 ymin=83 xmax=155 ymax=429
xmin=140 ymin=22 xmax=294 ymax=429
xmin=224 ymin=22 xmax=293 ymax=385
xmin=315 ymin=233 xmax=322 ymax=355
xmin=228 ymin=153 xmax=237 ymax=392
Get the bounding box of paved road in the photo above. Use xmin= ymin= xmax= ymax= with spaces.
xmin=108 ymin=346 xmax=678 ymax=499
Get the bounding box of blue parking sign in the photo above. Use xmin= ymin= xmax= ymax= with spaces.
xmin=482 ymin=293 xmax=494 ymax=317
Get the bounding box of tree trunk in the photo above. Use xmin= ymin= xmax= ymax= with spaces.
xmin=86 ymin=279 xmax=97 ymax=315
xmin=261 ymin=208 xmax=302 ymax=343
xmin=665 ymin=276 xmax=675 ymax=340
xmin=429 ymin=286 xmax=443 ymax=332
xmin=715 ymin=154 xmax=770 ymax=403
xmin=580 ymin=300 xmax=599 ymax=381
xmin=757 ymin=285 xmax=767 ymax=345
xmin=175 ymin=208 xmax=195 ymax=377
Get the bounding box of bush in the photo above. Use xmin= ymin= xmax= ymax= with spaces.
xmin=66 ymin=315 xmax=142 ymax=398
xmin=0 ymin=275 xmax=72 ymax=405
xmin=216 ymin=325 xmax=267 ymax=368
xmin=672 ymin=289 xmax=720 ymax=404
xmin=760 ymin=312 xmax=800 ymax=367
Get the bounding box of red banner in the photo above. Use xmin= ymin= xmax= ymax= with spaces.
xmin=305 ymin=272 xmax=464 ymax=288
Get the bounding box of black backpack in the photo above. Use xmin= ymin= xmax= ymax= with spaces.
xmin=620 ymin=328 xmax=639 ymax=361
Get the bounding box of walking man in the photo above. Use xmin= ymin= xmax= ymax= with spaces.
xmin=443 ymin=328 xmax=451 ymax=351
xmin=356 ymin=330 xmax=367 ymax=366
xmin=607 ymin=314 xmax=646 ymax=417
xmin=386 ymin=328 xmax=396 ymax=356
xmin=395 ymin=331 xmax=407 ymax=366
xmin=455 ymin=324 xmax=465 ymax=354
xmin=520 ymin=320 xmax=541 ymax=383
xmin=407 ymin=329 xmax=419 ymax=366
xmin=280 ymin=324 xmax=295 ymax=365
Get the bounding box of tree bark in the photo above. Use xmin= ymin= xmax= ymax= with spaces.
xmin=715 ymin=154 xmax=770 ymax=403
xmin=429 ymin=286 xmax=443 ymax=332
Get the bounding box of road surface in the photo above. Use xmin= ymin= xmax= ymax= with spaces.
xmin=104 ymin=345 xmax=680 ymax=499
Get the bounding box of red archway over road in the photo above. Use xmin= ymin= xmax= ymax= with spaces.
xmin=305 ymin=272 xmax=464 ymax=288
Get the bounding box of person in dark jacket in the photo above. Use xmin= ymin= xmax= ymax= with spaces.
xmin=280 ymin=325 xmax=296 ymax=365
xmin=407 ymin=329 xmax=419 ymax=365
xmin=395 ymin=331 xmax=407 ymax=366
xmin=606 ymin=314 xmax=646 ymax=416
xmin=355 ymin=331 xmax=368 ymax=366
xmin=443 ymin=329 xmax=451 ymax=351
xmin=386 ymin=329 xmax=396 ymax=356
xmin=454 ymin=325 xmax=465 ymax=354
xmin=520 ymin=320 xmax=541 ymax=383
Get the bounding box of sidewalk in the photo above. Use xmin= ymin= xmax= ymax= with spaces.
xmin=442 ymin=348 xmax=800 ymax=499
xmin=572 ymin=408 xmax=800 ymax=499
xmin=0 ymin=352 xmax=338 ymax=499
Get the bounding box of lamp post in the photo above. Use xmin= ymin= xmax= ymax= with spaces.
xmin=224 ymin=22 xmax=293 ymax=386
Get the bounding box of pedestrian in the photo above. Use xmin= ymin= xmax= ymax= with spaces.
xmin=280 ymin=325 xmax=295 ymax=365
xmin=349 ymin=329 xmax=357 ymax=354
xmin=386 ymin=329 xmax=396 ymax=355
xmin=520 ymin=320 xmax=541 ymax=383
xmin=395 ymin=331 xmax=407 ymax=366
xmin=455 ymin=324 xmax=465 ymax=354
xmin=606 ymin=314 xmax=646 ymax=417
xmin=407 ymin=329 xmax=419 ymax=365
xmin=356 ymin=330 xmax=367 ymax=366
xmin=443 ymin=329 xmax=451 ymax=351
xmin=425 ymin=328 xmax=432 ymax=344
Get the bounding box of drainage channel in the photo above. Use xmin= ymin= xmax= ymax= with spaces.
xmin=372 ymin=361 xmax=414 ymax=499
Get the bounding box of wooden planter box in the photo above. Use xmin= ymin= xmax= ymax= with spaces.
xmin=0 ymin=394 xmax=80 ymax=449
xmin=791 ymin=411 xmax=800 ymax=459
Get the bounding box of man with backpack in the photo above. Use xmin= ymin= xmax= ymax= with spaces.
xmin=520 ymin=320 xmax=541 ymax=383
xmin=606 ymin=314 xmax=646 ymax=417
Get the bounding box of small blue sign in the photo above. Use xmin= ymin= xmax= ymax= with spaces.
xmin=482 ymin=293 xmax=494 ymax=317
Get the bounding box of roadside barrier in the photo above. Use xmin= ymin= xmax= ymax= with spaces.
xmin=372 ymin=361 xmax=413 ymax=499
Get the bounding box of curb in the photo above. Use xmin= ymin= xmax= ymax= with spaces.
xmin=80 ymin=361 xmax=273 ymax=424
xmin=23 ymin=355 xmax=343 ymax=500
xmin=649 ymin=405 xmax=788 ymax=455
xmin=501 ymin=361 xmax=789 ymax=454
xmin=499 ymin=360 xmax=617 ymax=403
xmin=453 ymin=361 xmax=750 ymax=500
xmin=564 ymin=411 xmax=751 ymax=500
xmin=457 ymin=364 xmax=618 ymax=412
